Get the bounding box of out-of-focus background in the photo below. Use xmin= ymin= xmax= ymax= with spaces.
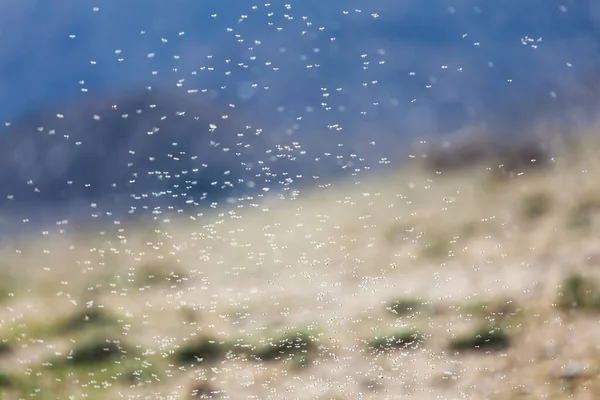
xmin=3 ymin=0 xmax=600 ymax=130
xmin=2 ymin=0 xmax=600 ymax=227
xmin=2 ymin=1 xmax=600 ymax=399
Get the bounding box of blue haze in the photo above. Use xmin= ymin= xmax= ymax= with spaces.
xmin=1 ymin=0 xmax=599 ymax=136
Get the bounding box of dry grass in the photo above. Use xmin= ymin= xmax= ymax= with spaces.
xmin=3 ymin=134 xmax=600 ymax=399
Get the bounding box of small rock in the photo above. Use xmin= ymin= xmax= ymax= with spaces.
xmin=560 ymin=361 xmax=584 ymax=381
xmin=190 ymin=382 xmax=220 ymax=398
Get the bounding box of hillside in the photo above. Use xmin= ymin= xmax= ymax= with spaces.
xmin=0 ymin=86 xmax=375 ymax=239
xmin=1 ymin=133 xmax=600 ymax=399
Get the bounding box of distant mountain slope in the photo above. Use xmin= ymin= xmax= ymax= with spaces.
xmin=0 ymin=86 xmax=389 ymax=237
xmin=0 ymin=88 xmax=284 ymax=218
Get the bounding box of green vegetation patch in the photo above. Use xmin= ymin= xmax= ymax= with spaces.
xmin=0 ymin=369 xmax=16 ymax=389
xmin=56 ymin=307 xmax=121 ymax=335
xmin=368 ymin=328 xmax=425 ymax=352
xmin=421 ymin=237 xmax=450 ymax=259
xmin=449 ymin=325 xmax=510 ymax=352
xmin=252 ymin=329 xmax=319 ymax=363
xmin=52 ymin=338 xmax=131 ymax=368
xmin=173 ymin=336 xmax=231 ymax=365
xmin=520 ymin=192 xmax=553 ymax=221
xmin=556 ymin=273 xmax=600 ymax=311
xmin=133 ymin=261 xmax=190 ymax=289
xmin=385 ymin=297 xmax=428 ymax=317
xmin=460 ymin=297 xmax=522 ymax=325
